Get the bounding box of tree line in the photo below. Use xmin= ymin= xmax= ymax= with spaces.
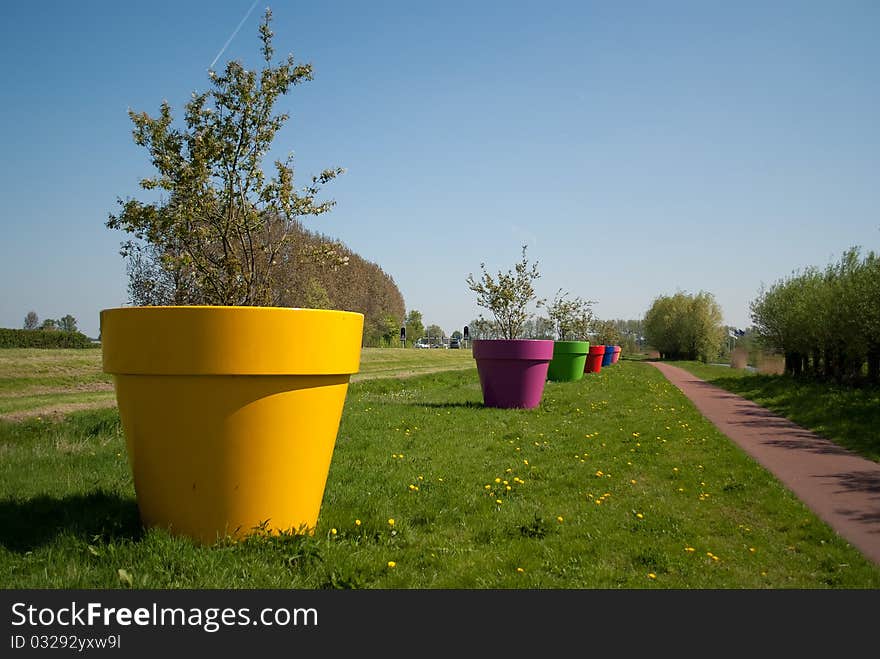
xmin=750 ymin=247 xmax=880 ymax=382
xmin=127 ymin=221 xmax=406 ymax=348
xmin=22 ymin=311 xmax=78 ymax=333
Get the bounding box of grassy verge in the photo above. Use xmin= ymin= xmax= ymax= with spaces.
xmin=2 ymin=362 xmax=878 ymax=588
xmin=0 ymin=348 xmax=474 ymax=420
xmin=670 ymin=361 xmax=880 ymax=463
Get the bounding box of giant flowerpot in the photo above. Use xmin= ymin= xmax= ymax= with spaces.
xmin=601 ymin=345 xmax=615 ymax=367
xmin=611 ymin=345 xmax=622 ymax=364
xmin=101 ymin=306 xmax=364 ymax=544
xmin=546 ymin=340 xmax=590 ymax=382
xmin=584 ymin=345 xmax=606 ymax=373
xmin=472 ymin=339 xmax=554 ymax=409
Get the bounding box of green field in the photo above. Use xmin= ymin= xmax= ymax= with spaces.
xmin=2 ymin=358 xmax=878 ymax=588
xmin=0 ymin=347 xmax=474 ymax=421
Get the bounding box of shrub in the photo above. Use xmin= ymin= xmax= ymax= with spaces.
xmin=0 ymin=329 xmax=96 ymax=349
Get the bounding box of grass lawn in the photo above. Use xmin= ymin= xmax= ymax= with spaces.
xmin=2 ymin=360 xmax=878 ymax=588
xmin=670 ymin=361 xmax=880 ymax=463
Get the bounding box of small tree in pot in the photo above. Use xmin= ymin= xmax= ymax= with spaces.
xmin=466 ymin=245 xmax=541 ymax=340
xmin=538 ymin=289 xmax=595 ymax=382
xmin=107 ymin=9 xmax=344 ymax=305
xmin=465 ymin=246 xmax=553 ymax=408
xmin=538 ymin=288 xmax=595 ymax=341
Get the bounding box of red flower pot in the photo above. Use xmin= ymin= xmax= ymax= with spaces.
xmin=584 ymin=344 xmax=606 ymax=373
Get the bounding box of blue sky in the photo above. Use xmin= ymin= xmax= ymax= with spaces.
xmin=1 ymin=0 xmax=878 ymax=339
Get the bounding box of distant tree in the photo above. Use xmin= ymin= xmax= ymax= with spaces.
xmin=301 ymin=278 xmax=332 ymax=310
xmin=58 ymin=315 xmax=78 ymax=333
xmin=522 ymin=317 xmax=554 ymax=339
xmin=467 ymin=317 xmax=498 ymax=340
xmin=591 ymin=319 xmax=622 ymax=346
xmin=466 ymin=245 xmax=540 ymax=340
xmin=609 ymin=318 xmax=645 ymax=353
xmin=644 ymin=291 xmax=724 ymax=361
xmin=425 ymin=324 xmax=445 ymax=345
xmin=23 ymin=311 xmax=39 ymax=330
xmin=404 ymin=310 xmax=425 ymax=345
xmin=40 ymin=319 xmax=58 ymax=331
xmin=451 ymin=330 xmax=462 ymax=340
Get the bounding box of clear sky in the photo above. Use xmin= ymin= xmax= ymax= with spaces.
xmin=1 ymin=0 xmax=878 ymax=339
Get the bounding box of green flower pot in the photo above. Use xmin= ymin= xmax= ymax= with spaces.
xmin=546 ymin=340 xmax=590 ymax=382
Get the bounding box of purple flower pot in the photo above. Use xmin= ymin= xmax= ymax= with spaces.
xmin=472 ymin=339 xmax=554 ymax=409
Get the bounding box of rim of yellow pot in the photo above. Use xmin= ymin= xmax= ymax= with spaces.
xmin=101 ymin=306 xmax=364 ymax=375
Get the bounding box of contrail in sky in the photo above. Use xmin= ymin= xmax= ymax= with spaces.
xmin=209 ymin=0 xmax=261 ymax=70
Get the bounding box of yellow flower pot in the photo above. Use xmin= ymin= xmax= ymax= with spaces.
xmin=101 ymin=306 xmax=364 ymax=544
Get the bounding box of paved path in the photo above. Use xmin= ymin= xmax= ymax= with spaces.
xmin=649 ymin=362 xmax=880 ymax=566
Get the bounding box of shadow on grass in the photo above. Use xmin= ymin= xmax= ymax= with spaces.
xmin=0 ymin=490 xmax=142 ymax=553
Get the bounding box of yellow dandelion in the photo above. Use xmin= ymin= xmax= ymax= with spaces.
xmin=387 ymin=518 xmax=395 ymax=526
xmin=387 ymin=561 xmax=396 ymax=568
xmin=506 ymin=485 xmax=511 ymax=491
xmin=355 ymin=519 xmax=362 ymax=526
xmin=685 ymin=547 xmax=695 ymax=552
xmin=636 ymin=513 xmax=644 ymax=519
xmin=630 ymin=479 xmax=637 ymax=485
xmin=516 ymin=567 xmax=525 ymax=573
xmin=749 ymin=547 xmax=756 ymax=553
xmin=330 ymin=528 xmax=337 ymax=535
xmin=556 ymin=516 xmax=564 ymax=523
xmin=494 ymin=477 xmax=501 ymax=483
xmin=495 ymin=499 xmax=503 ymax=505
xmin=648 ymin=573 xmax=656 ymax=579
xmin=523 ymin=459 xmax=529 ymax=465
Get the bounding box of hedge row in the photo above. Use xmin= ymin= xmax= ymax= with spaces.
xmin=0 ymin=329 xmax=98 ymax=349
xmin=750 ymin=247 xmax=880 ymax=382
